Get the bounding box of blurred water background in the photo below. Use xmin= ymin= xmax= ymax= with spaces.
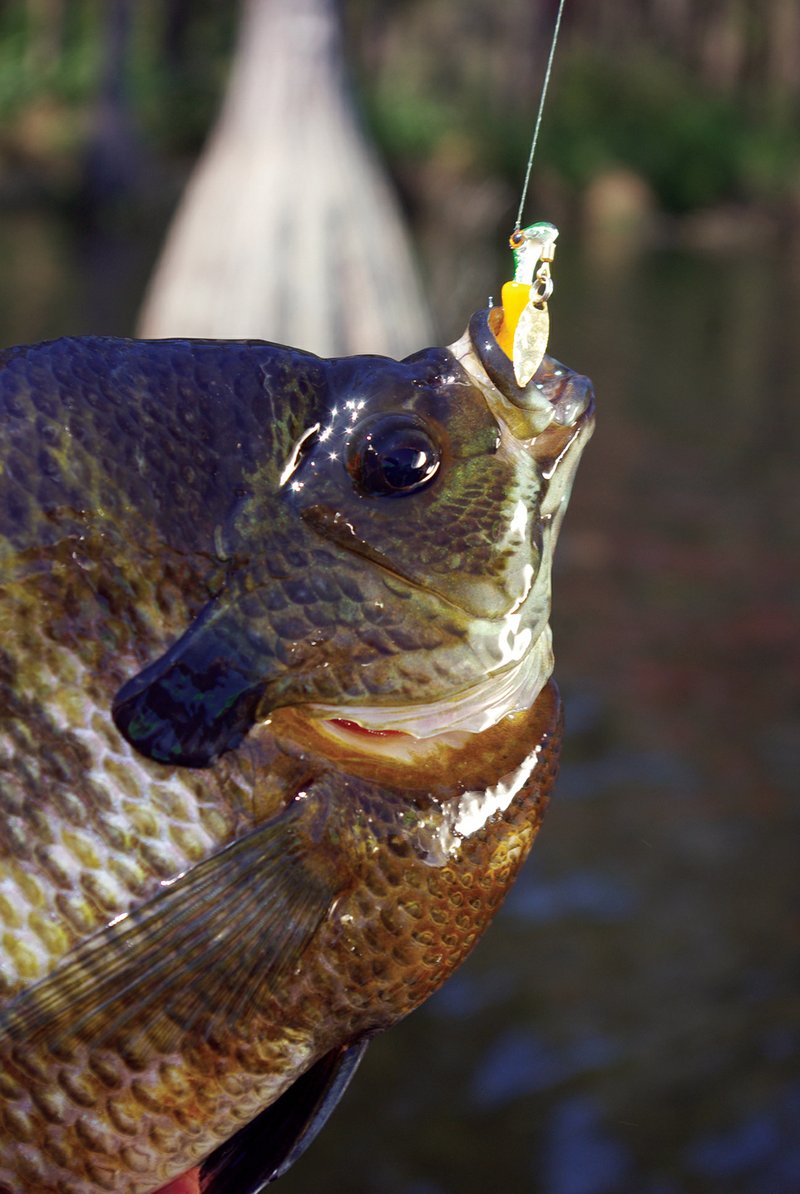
xmin=0 ymin=2 xmax=798 ymax=1191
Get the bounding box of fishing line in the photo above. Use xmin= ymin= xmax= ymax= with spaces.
xmin=514 ymin=0 xmax=567 ymax=230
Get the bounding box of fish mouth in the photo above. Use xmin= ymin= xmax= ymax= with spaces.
xmin=464 ymin=306 xmax=595 ymax=442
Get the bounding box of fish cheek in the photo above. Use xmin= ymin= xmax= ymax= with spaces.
xmin=112 ymin=600 xmax=269 ymax=768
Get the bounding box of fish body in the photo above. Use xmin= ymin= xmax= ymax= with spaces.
xmin=0 ymin=308 xmax=593 ymax=1192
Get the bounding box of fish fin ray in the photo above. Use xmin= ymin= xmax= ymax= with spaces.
xmin=200 ymin=1039 xmax=369 ymax=1193
xmin=0 ymin=802 xmax=337 ymax=1053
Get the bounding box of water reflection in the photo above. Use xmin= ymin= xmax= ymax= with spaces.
xmin=0 ymin=211 xmax=797 ymax=1193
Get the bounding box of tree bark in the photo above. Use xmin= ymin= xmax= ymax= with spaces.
xmin=137 ymin=0 xmax=430 ymax=358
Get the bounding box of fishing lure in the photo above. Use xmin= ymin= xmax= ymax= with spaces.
xmin=498 ymin=220 xmax=559 ymax=385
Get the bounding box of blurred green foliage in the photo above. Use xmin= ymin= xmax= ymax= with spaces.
xmin=0 ymin=1 xmax=234 ymax=158
xmin=128 ymin=7 xmax=236 ymax=154
xmin=362 ymin=47 xmax=798 ymax=215
xmin=0 ymin=0 xmax=796 ymax=217
xmin=0 ymin=2 xmax=98 ymax=110
xmin=540 ymin=53 xmax=798 ymax=211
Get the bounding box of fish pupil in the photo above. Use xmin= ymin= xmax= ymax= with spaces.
xmin=348 ymin=415 xmax=440 ymax=497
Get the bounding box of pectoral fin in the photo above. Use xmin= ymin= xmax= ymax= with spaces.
xmin=0 ymin=800 xmax=337 ymax=1055
xmin=113 ymin=597 xmax=272 ymax=767
xmin=200 ymin=1039 xmax=369 ymax=1192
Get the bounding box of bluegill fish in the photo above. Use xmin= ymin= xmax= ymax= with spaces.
xmin=0 ymin=305 xmax=593 ymax=1193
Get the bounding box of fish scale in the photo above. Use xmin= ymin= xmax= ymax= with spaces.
xmin=0 ymin=630 xmax=244 ymax=996
xmin=0 ymin=310 xmax=592 ymax=1191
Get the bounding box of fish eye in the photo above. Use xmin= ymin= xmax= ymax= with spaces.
xmin=509 ymin=229 xmax=525 ymax=249
xmin=346 ymin=414 xmax=440 ymax=498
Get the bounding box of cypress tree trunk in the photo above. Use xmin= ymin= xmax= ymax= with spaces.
xmin=137 ymin=0 xmax=431 ymax=358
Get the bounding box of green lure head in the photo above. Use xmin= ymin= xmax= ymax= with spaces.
xmin=509 ymin=221 xmax=559 ymax=285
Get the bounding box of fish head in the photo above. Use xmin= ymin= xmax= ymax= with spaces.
xmin=114 ymin=313 xmax=594 ymax=767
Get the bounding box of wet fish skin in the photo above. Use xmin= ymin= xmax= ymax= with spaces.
xmin=0 ymin=316 xmax=593 ymax=1192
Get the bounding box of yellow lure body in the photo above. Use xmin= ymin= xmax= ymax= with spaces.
xmin=496 ymin=280 xmax=532 ymax=359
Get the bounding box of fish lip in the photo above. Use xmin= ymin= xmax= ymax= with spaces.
xmin=468 ymin=306 xmax=595 ymax=429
